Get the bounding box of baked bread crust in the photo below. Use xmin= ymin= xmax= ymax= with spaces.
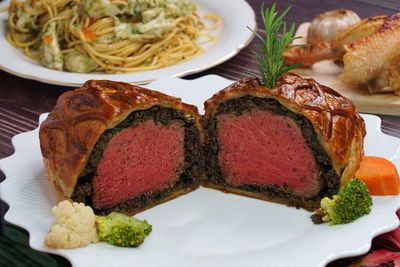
xmin=39 ymin=80 xmax=203 ymax=200
xmin=204 ymin=72 xmax=366 ymax=187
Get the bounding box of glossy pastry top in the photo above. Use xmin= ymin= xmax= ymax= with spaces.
xmin=204 ymin=72 xmax=365 ymax=186
xmin=40 ymin=80 xmax=203 ymax=199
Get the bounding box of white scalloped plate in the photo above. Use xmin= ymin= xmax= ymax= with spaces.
xmin=1 ymin=75 xmax=400 ymax=267
xmin=0 ymin=0 xmax=255 ymax=86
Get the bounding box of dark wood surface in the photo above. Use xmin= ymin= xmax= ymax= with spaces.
xmin=1 ymin=0 xmax=400 ymax=266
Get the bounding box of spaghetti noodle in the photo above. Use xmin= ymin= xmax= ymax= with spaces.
xmin=7 ymin=0 xmax=220 ymax=73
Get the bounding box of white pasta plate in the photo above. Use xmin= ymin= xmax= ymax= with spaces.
xmin=1 ymin=75 xmax=400 ymax=267
xmin=0 ymin=0 xmax=255 ymax=86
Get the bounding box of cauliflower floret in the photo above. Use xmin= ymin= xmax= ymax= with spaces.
xmin=45 ymin=200 xmax=98 ymax=249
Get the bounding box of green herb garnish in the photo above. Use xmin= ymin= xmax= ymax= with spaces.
xmin=248 ymin=3 xmax=302 ymax=88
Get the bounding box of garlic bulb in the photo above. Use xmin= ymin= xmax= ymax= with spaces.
xmin=308 ymin=9 xmax=360 ymax=43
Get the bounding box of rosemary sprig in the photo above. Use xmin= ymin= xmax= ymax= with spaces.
xmin=248 ymin=3 xmax=302 ymax=88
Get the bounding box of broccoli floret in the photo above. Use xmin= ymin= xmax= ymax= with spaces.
xmin=96 ymin=212 xmax=152 ymax=247
xmin=312 ymin=178 xmax=372 ymax=225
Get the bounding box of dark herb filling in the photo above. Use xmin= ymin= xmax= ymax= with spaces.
xmin=205 ymin=95 xmax=340 ymax=205
xmin=71 ymin=106 xmax=203 ymax=214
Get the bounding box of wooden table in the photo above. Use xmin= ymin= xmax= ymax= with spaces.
xmin=1 ymin=0 xmax=400 ymax=266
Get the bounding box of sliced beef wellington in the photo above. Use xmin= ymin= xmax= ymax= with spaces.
xmin=203 ymin=73 xmax=365 ymax=209
xmin=40 ymin=80 xmax=204 ymax=215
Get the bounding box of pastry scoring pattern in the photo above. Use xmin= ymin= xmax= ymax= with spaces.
xmin=204 ymin=73 xmax=365 ymax=185
xmin=40 ymin=80 xmax=202 ymax=199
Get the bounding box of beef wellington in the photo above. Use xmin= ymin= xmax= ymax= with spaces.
xmin=203 ymin=73 xmax=365 ymax=209
xmin=40 ymin=80 xmax=204 ymax=215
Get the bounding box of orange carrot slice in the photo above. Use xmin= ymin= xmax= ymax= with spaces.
xmin=43 ymin=34 xmax=53 ymax=45
xmin=355 ymin=156 xmax=400 ymax=195
xmin=82 ymin=27 xmax=96 ymax=42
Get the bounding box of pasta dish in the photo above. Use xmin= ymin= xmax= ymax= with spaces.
xmin=7 ymin=0 xmax=219 ymax=73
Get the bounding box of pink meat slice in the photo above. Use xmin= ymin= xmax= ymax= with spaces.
xmin=92 ymin=119 xmax=185 ymax=209
xmin=217 ymin=110 xmax=321 ymax=197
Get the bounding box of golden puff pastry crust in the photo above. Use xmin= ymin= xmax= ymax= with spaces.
xmin=39 ymin=80 xmax=203 ymax=200
xmin=204 ymin=73 xmax=365 ymax=186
